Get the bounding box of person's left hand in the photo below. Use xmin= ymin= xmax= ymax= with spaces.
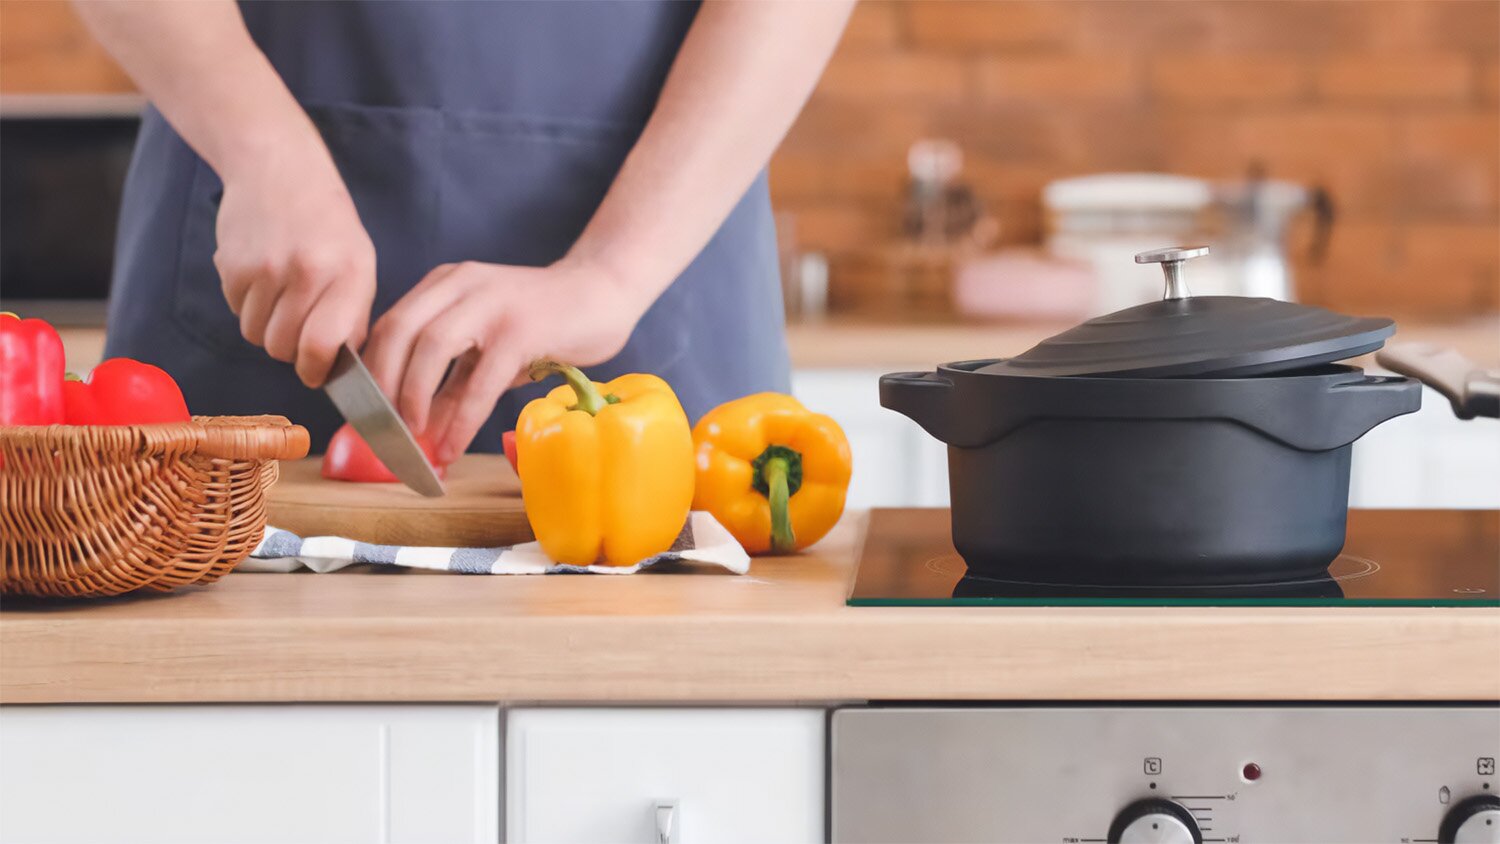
xmin=362 ymin=258 xmax=646 ymax=464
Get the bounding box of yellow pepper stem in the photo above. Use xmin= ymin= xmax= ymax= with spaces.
xmin=763 ymin=455 xmax=796 ymax=554
xmin=528 ymin=359 xmax=618 ymax=416
xmin=752 ymin=444 xmax=803 ymax=554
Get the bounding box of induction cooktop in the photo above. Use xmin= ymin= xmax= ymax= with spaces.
xmin=848 ymin=509 xmax=1500 ymax=606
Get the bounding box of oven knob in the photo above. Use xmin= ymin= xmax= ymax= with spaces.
xmin=1440 ymin=795 xmax=1500 ymax=844
xmin=1106 ymin=799 xmax=1202 ymax=844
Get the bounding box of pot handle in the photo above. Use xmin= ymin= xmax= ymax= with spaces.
xmin=879 ymin=371 xmax=956 ymax=443
xmin=1296 ymin=373 xmax=1422 ymax=451
xmin=1376 ymin=343 xmax=1499 ymax=420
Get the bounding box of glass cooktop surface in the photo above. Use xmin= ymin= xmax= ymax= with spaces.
xmin=848 ymin=509 xmax=1500 ymax=607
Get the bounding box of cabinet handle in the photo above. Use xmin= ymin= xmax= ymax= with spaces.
xmin=654 ymin=799 xmax=679 ymax=844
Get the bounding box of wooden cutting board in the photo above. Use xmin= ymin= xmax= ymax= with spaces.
xmin=265 ymin=454 xmax=533 ymax=547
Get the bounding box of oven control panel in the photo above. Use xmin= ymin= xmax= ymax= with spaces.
xmin=832 ymin=706 xmax=1499 ymax=843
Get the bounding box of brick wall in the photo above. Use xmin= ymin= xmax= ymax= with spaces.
xmin=774 ymin=0 xmax=1500 ymax=318
xmin=3 ymin=1 xmax=1495 ymax=318
xmin=0 ymin=2 xmax=133 ymax=93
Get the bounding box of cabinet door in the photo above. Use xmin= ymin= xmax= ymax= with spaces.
xmin=506 ymin=708 xmax=824 ymax=844
xmin=1350 ymin=385 xmax=1500 ymax=508
xmin=793 ymin=368 xmax=944 ymax=508
xmin=0 ymin=705 xmax=498 ymax=844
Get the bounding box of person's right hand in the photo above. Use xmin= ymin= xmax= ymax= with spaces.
xmin=212 ymin=147 xmax=376 ymax=387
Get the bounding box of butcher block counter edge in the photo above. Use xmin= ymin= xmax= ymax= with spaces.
xmin=3 ymin=513 xmax=1497 ymax=704
xmin=784 ymin=316 xmax=1499 ymax=369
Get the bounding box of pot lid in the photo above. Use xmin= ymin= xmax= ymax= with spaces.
xmin=980 ymin=246 xmax=1395 ymax=378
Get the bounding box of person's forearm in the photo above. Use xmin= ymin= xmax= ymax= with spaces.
xmin=72 ymin=0 xmax=328 ymax=180
xmin=565 ymin=0 xmax=854 ymax=310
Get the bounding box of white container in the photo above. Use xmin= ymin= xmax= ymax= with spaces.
xmin=1044 ymin=173 xmax=1233 ymax=314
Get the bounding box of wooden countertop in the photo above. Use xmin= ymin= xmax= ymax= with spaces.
xmin=3 ymin=513 xmax=1497 ymax=705
xmin=785 ymin=316 xmax=1500 ymax=368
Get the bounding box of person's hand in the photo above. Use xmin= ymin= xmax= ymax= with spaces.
xmin=362 ymin=258 xmax=646 ymax=463
xmin=213 ymin=147 xmax=376 ymax=387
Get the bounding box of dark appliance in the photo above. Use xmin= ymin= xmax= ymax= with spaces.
xmin=880 ymin=247 xmax=1498 ymax=586
xmin=0 ymin=96 xmax=141 ymax=323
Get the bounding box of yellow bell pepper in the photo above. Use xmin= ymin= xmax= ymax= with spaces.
xmin=517 ymin=360 xmax=694 ymax=566
xmin=692 ymin=393 xmax=852 ymax=555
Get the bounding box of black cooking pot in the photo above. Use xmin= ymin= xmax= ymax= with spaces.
xmin=881 ymin=362 xmax=1418 ymax=585
xmin=877 ymin=246 xmax=1477 ymax=586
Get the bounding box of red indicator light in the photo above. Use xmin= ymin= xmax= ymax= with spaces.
xmin=1242 ymin=762 xmax=1263 ymax=781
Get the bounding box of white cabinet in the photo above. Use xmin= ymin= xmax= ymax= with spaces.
xmin=1349 ymin=385 xmax=1500 ymax=508
xmin=506 ymin=708 xmax=824 ymax=844
xmin=0 ymin=705 xmax=499 ymax=844
xmin=792 ymin=368 xmax=949 ymax=509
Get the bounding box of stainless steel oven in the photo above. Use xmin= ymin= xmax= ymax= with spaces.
xmin=832 ymin=705 xmax=1500 ymax=843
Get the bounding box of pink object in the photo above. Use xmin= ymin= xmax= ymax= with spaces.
xmin=953 ymin=249 xmax=1097 ymax=321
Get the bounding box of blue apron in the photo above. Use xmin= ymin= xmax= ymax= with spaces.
xmin=105 ymin=0 xmax=789 ymax=452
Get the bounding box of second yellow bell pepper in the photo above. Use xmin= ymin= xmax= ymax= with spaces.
xmin=692 ymin=393 xmax=852 ymax=555
xmin=517 ymin=360 xmax=694 ymax=566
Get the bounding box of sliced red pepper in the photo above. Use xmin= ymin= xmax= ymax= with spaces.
xmin=0 ymin=312 xmax=66 ymax=426
xmin=322 ymin=422 xmax=448 ymax=483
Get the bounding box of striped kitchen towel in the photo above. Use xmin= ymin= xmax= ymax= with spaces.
xmin=238 ymin=511 xmax=749 ymax=575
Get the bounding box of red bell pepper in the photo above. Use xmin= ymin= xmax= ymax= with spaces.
xmin=322 ymin=422 xmax=448 ymax=483
xmin=0 ymin=312 xmax=66 ymax=426
xmin=65 ymin=358 xmax=191 ymax=425
xmin=502 ymin=430 xmax=518 ymax=473
xmin=62 ymin=374 xmax=102 ymax=424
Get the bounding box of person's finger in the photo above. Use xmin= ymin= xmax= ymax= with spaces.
xmin=265 ymin=244 xmax=364 ymax=364
xmin=262 ymin=278 xmax=323 ymax=363
xmin=347 ymin=313 xmax=370 ymax=352
xmin=215 ymin=253 xmax=259 ymax=315
xmin=363 ymin=263 xmax=463 ymax=397
xmin=236 ymin=276 xmax=284 ymax=349
xmin=294 ymin=287 xmax=358 ymax=388
xmin=342 ymin=251 xmax=378 ymax=354
xmin=293 ymin=250 xmax=376 ymax=387
xmin=431 ymin=346 xmax=520 ymax=465
xmin=398 ymin=308 xmax=480 ymax=433
xmin=407 ymin=261 xmax=465 ymax=295
xmin=425 ymin=347 xmax=480 ymax=435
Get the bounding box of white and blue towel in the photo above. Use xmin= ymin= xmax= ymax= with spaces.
xmin=240 ymin=511 xmax=749 ymax=575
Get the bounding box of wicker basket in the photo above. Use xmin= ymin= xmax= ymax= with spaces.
xmin=1 ymin=416 xmax=309 ymax=598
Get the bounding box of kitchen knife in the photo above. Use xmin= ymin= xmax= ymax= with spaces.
xmin=323 ymin=343 xmax=447 ymax=496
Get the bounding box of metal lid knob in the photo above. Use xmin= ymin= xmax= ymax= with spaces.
xmin=1135 ymin=246 xmax=1209 ymax=300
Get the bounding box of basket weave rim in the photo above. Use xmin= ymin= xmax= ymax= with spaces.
xmin=0 ymin=415 xmax=310 ymax=462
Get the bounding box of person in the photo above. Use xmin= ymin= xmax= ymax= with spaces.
xmin=77 ymin=0 xmax=853 ymax=463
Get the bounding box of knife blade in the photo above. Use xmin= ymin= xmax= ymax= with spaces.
xmin=323 ymin=343 xmax=446 ymax=497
